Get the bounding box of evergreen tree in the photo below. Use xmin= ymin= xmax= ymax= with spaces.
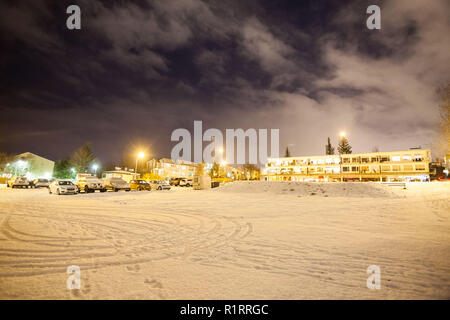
xmin=196 ymin=162 xmax=205 ymax=176
xmin=70 ymin=142 xmax=96 ymax=173
xmin=338 ymin=137 xmax=352 ymax=154
xmin=0 ymin=152 xmax=15 ymax=174
xmin=53 ymin=158 xmax=73 ymax=179
xmin=209 ymin=161 xmax=220 ymax=178
xmin=243 ymin=163 xmax=260 ymax=180
xmin=285 ymin=147 xmax=291 ymax=157
xmin=325 ymin=137 xmax=335 ymax=155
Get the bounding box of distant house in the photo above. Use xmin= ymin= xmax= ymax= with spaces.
xmin=14 ymin=152 xmax=55 ymax=180
xmin=146 ymin=158 xmax=198 ymax=179
xmin=101 ymin=170 xmax=138 ymax=182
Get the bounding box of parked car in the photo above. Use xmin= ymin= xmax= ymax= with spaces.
xmin=179 ymin=178 xmax=193 ymax=187
xmin=211 ymin=181 xmax=220 ymax=188
xmin=169 ymin=177 xmax=183 ymax=186
xmin=129 ymin=180 xmax=151 ymax=191
xmin=149 ymin=180 xmax=171 ymax=190
xmin=76 ymin=175 xmax=106 ymax=193
xmin=30 ymin=178 xmax=50 ymax=188
xmin=103 ymin=177 xmax=131 ymax=192
xmin=7 ymin=177 xmax=30 ymax=188
xmin=48 ymin=180 xmax=78 ymax=195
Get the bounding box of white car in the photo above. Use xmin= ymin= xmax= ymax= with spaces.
xmin=149 ymin=180 xmax=171 ymax=190
xmin=7 ymin=177 xmax=30 ymax=188
xmin=103 ymin=177 xmax=131 ymax=192
xmin=76 ymin=176 xmax=106 ymax=193
xmin=49 ymin=180 xmax=78 ymax=195
xmin=179 ymin=178 xmax=193 ymax=187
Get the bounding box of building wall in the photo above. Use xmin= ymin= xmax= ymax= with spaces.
xmin=262 ymin=149 xmax=431 ymax=182
xmin=101 ymin=171 xmax=137 ymax=182
xmin=147 ymin=158 xmax=198 ymax=179
xmin=16 ymin=152 xmax=55 ymax=180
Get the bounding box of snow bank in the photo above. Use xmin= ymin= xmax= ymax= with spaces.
xmin=216 ymin=181 xmax=400 ymax=198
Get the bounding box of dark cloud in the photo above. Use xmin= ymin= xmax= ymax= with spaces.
xmin=0 ymin=0 xmax=449 ymax=162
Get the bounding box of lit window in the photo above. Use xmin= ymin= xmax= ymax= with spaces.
xmin=392 ymin=156 xmax=400 ymax=162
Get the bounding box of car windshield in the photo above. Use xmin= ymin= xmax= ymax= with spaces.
xmin=58 ymin=181 xmax=73 ymax=185
xmin=39 ymin=179 xmax=48 ymax=182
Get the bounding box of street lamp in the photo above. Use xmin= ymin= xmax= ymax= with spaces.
xmin=340 ymin=131 xmax=346 ymax=138
xmin=135 ymin=152 xmax=145 ymax=178
xmin=92 ymin=164 xmax=99 ymax=175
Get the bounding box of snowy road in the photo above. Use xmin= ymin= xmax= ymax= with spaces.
xmin=0 ymin=182 xmax=449 ymax=299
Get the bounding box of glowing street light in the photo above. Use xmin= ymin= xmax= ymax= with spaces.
xmin=340 ymin=131 xmax=346 ymax=138
xmin=135 ymin=151 xmax=145 ymax=178
xmin=92 ymin=164 xmax=99 ymax=175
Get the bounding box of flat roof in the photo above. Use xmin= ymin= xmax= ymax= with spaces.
xmin=268 ymin=149 xmax=430 ymax=161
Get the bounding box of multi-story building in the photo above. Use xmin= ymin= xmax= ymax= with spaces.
xmin=146 ymin=158 xmax=198 ymax=179
xmin=262 ymin=149 xmax=431 ymax=182
xmin=5 ymin=152 xmax=55 ymax=180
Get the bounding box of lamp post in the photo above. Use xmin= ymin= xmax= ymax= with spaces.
xmin=135 ymin=152 xmax=145 ymax=179
xmin=92 ymin=164 xmax=99 ymax=176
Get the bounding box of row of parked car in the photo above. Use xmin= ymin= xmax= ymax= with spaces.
xmin=6 ymin=176 xmax=172 ymax=195
xmin=169 ymin=177 xmax=193 ymax=187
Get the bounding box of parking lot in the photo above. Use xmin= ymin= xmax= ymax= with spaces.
xmin=1 ymin=182 xmax=449 ymax=299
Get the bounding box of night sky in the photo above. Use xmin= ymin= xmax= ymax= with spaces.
xmin=1 ymin=0 xmax=449 ymax=163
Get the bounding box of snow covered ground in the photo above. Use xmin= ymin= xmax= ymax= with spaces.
xmin=0 ymin=181 xmax=449 ymax=299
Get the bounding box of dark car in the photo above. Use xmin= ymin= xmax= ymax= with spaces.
xmin=169 ymin=177 xmax=183 ymax=186
xmin=130 ymin=180 xmax=151 ymax=191
xmin=30 ymin=178 xmax=50 ymax=188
